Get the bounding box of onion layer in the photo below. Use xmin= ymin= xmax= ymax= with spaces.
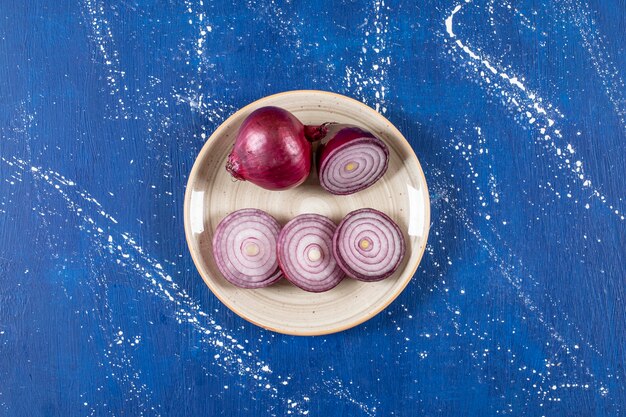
xmin=277 ymin=214 xmax=345 ymax=292
xmin=317 ymin=126 xmax=389 ymax=195
xmin=212 ymin=208 xmax=282 ymax=288
xmin=333 ymin=208 xmax=405 ymax=281
xmin=226 ymin=106 xmax=327 ymax=190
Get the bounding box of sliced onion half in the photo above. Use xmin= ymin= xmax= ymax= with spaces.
xmin=317 ymin=126 xmax=389 ymax=195
xmin=333 ymin=208 xmax=405 ymax=281
xmin=212 ymin=208 xmax=282 ymax=288
xmin=277 ymin=214 xmax=345 ymax=292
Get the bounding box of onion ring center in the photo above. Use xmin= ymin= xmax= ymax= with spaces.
xmin=306 ymin=244 xmax=323 ymax=262
xmin=358 ymin=237 xmax=373 ymax=252
xmin=244 ymin=241 xmax=260 ymax=257
xmin=344 ymin=162 xmax=358 ymax=172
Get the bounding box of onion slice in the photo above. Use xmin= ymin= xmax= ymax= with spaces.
xmin=333 ymin=208 xmax=405 ymax=281
xmin=212 ymin=208 xmax=283 ymax=288
xmin=277 ymin=214 xmax=345 ymax=292
xmin=317 ymin=126 xmax=389 ymax=195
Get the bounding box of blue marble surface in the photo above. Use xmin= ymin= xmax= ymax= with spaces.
xmin=1 ymin=0 xmax=625 ymax=415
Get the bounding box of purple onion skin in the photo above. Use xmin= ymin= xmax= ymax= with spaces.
xmin=226 ymin=107 xmax=327 ymax=191
xmin=316 ymin=126 xmax=389 ymax=195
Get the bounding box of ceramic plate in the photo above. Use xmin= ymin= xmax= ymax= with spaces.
xmin=184 ymin=90 xmax=430 ymax=335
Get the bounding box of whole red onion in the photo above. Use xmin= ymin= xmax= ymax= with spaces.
xmin=225 ymin=106 xmax=327 ymax=190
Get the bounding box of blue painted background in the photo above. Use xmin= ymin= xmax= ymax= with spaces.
xmin=1 ymin=0 xmax=624 ymax=415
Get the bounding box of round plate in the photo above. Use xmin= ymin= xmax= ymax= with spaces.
xmin=184 ymin=90 xmax=430 ymax=336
